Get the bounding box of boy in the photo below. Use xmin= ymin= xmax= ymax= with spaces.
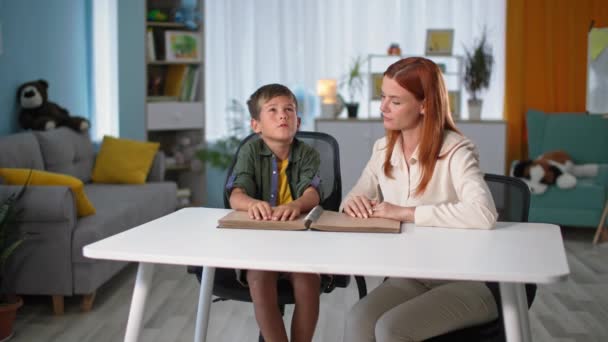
xmin=225 ymin=84 xmax=322 ymax=342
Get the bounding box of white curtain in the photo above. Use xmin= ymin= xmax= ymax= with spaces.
xmin=205 ymin=0 xmax=505 ymax=140
xmin=92 ymin=0 xmax=119 ymax=141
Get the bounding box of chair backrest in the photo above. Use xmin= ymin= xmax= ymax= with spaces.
xmin=484 ymin=174 xmax=530 ymax=223
xmin=484 ymin=173 xmax=536 ymax=307
xmin=223 ymin=131 xmax=342 ymax=211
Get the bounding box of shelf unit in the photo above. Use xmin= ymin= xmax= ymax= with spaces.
xmin=145 ymin=0 xmax=205 ymax=208
xmin=366 ymin=54 xmax=464 ymax=119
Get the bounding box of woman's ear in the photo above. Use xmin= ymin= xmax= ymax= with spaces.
xmin=420 ymin=102 xmax=426 ymax=116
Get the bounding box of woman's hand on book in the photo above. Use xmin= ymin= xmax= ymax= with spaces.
xmin=343 ymin=195 xmax=375 ymax=219
xmin=272 ymin=203 xmax=301 ymax=221
xmin=248 ymin=200 xmax=273 ymax=220
xmin=371 ymin=202 xmax=415 ymax=222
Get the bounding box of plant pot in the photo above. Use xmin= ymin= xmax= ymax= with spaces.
xmin=468 ymin=99 xmax=483 ymax=120
xmin=0 ymin=297 xmax=23 ymax=341
xmin=345 ymin=103 xmax=359 ymax=118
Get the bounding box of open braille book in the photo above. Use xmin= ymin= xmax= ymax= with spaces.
xmin=217 ymin=205 xmax=401 ymax=233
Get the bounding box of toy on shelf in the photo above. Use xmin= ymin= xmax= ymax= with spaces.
xmin=174 ymin=0 xmax=201 ymax=30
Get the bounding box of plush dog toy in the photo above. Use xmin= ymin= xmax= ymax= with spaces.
xmin=512 ymin=150 xmax=598 ymax=194
xmin=17 ymin=79 xmax=89 ymax=132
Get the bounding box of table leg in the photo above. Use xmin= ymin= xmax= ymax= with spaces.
xmin=499 ymin=282 xmax=532 ymax=342
xmin=124 ymin=263 xmax=155 ymax=342
xmin=515 ymin=284 xmax=532 ymax=342
xmin=194 ymin=266 xmax=216 ymax=342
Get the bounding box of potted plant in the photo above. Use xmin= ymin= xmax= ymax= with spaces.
xmin=196 ymin=99 xmax=250 ymax=207
xmin=0 ymin=178 xmax=29 ymax=341
xmin=340 ymin=56 xmax=366 ymax=118
xmin=463 ymin=29 xmax=494 ymax=120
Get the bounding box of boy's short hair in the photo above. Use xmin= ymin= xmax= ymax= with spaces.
xmin=246 ymin=84 xmax=298 ymax=120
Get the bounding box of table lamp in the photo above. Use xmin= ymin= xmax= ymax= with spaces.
xmin=317 ymin=79 xmax=338 ymax=118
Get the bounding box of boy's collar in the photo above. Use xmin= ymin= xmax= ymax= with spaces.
xmin=257 ymin=137 xmax=301 ymax=162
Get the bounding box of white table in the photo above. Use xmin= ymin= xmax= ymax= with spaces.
xmin=83 ymin=207 xmax=569 ymax=342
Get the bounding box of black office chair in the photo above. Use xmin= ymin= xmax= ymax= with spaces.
xmin=188 ymin=131 xmax=357 ymax=341
xmin=430 ymin=174 xmax=538 ymax=341
xmin=353 ymin=174 xmax=537 ymax=342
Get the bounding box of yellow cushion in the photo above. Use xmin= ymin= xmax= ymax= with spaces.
xmin=0 ymin=168 xmax=96 ymax=217
xmin=92 ymin=136 xmax=160 ymax=184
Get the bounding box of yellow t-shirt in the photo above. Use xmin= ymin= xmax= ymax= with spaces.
xmin=277 ymin=159 xmax=293 ymax=205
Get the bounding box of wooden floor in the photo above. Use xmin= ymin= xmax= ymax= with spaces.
xmin=11 ymin=227 xmax=608 ymax=342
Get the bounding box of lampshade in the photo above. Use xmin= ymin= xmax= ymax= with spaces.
xmin=317 ymin=79 xmax=337 ymax=104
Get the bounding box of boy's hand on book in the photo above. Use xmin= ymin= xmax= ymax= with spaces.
xmin=343 ymin=195 xmax=374 ymax=219
xmin=272 ymin=203 xmax=301 ymax=221
xmin=248 ymin=200 xmax=273 ymax=220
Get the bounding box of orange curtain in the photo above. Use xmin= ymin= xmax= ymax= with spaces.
xmin=504 ymin=0 xmax=608 ymax=168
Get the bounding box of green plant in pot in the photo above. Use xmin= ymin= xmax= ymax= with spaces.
xmin=196 ymin=99 xmax=250 ymax=207
xmin=463 ymin=29 xmax=493 ymax=121
xmin=0 ymin=175 xmax=30 ymax=341
xmin=341 ymin=56 xmax=366 ymax=118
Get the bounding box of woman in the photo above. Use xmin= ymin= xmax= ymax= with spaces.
xmin=342 ymin=57 xmax=499 ymax=342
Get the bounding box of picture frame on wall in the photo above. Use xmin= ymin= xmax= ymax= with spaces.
xmin=425 ymin=29 xmax=454 ymax=56
xmin=164 ymin=31 xmax=202 ymax=62
xmin=448 ymin=90 xmax=460 ymax=119
xmin=370 ymin=73 xmax=384 ymax=100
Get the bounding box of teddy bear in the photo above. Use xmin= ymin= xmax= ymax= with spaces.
xmin=512 ymin=150 xmax=599 ymax=194
xmin=17 ymin=79 xmax=89 ymax=132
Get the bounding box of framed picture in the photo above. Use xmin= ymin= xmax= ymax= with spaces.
xmin=164 ymin=31 xmax=202 ymax=62
xmin=425 ymin=29 xmax=454 ymax=56
xmin=370 ymin=73 xmax=384 ymax=100
xmin=448 ymin=90 xmax=460 ymax=119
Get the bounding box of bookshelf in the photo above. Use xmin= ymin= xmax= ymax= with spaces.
xmin=145 ymin=0 xmax=205 ymax=208
xmin=366 ymin=54 xmax=465 ymax=119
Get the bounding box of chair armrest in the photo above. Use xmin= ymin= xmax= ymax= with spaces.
xmin=593 ymin=164 xmax=608 ymax=187
xmin=354 ymin=275 xmax=368 ymax=299
xmin=147 ymin=151 xmax=166 ymax=182
xmin=0 ymin=185 xmax=77 ymax=222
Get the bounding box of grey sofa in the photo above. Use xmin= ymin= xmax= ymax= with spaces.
xmin=0 ymin=127 xmax=177 ymax=314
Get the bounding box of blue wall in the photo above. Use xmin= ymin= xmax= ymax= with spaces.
xmin=118 ymin=0 xmax=146 ymax=140
xmin=0 ymin=0 xmax=91 ymax=136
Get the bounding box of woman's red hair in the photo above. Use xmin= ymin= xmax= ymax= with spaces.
xmin=382 ymin=57 xmax=460 ymax=196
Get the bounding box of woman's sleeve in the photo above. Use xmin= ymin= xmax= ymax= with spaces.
xmin=415 ymin=144 xmax=498 ymax=229
xmin=339 ymin=141 xmax=380 ymax=212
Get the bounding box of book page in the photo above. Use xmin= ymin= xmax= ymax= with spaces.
xmin=217 ymin=210 xmax=307 ymax=231
xmin=310 ymin=210 xmax=401 ymax=233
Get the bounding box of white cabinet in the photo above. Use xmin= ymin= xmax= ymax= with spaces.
xmin=316 ymin=119 xmax=506 ymax=198
xmin=147 ymin=102 xmax=204 ymax=131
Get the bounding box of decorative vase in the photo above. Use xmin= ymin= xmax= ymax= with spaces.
xmin=345 ymin=103 xmax=359 ymax=118
xmin=0 ymin=297 xmax=23 ymax=341
xmin=468 ymin=98 xmax=483 ymax=120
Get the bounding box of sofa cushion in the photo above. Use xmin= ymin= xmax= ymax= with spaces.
xmin=73 ymin=182 xmax=176 ymax=263
xmin=92 ymin=136 xmax=160 ymax=184
xmin=35 ymin=127 xmax=95 ymax=183
xmin=0 ymin=168 xmax=96 ymax=217
xmin=0 ymin=132 xmax=45 ymax=170
xmin=530 ymin=180 xmax=606 ymax=210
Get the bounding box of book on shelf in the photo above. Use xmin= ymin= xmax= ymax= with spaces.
xmin=217 ymin=206 xmax=401 ymax=233
xmin=146 ymin=29 xmax=156 ymax=61
xmin=164 ymin=64 xmax=188 ymax=97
